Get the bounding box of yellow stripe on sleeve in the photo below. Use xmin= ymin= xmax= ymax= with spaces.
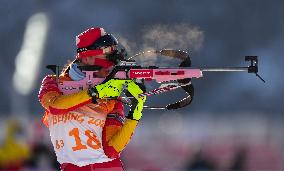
xmin=108 ymin=119 xmax=138 ymax=152
xmin=40 ymin=90 xmax=91 ymax=113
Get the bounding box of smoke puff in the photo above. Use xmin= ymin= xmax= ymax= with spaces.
xmin=116 ymin=36 xmax=137 ymax=56
xmin=142 ymin=24 xmax=204 ymax=51
xmin=140 ymin=24 xmax=204 ymax=65
xmin=117 ymin=24 xmax=204 ymax=66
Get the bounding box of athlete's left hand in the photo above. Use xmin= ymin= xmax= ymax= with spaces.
xmin=125 ymin=81 xmax=147 ymax=121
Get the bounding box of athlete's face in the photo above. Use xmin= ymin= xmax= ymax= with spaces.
xmin=80 ymin=55 xmax=112 ymax=78
xmin=80 ymin=54 xmax=107 ymax=65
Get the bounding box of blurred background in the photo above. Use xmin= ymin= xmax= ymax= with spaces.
xmin=0 ymin=0 xmax=284 ymax=170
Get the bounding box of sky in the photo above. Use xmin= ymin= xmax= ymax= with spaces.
xmin=0 ymin=0 xmax=283 ymax=116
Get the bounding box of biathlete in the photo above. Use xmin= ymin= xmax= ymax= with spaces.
xmin=38 ymin=27 xmax=146 ymax=171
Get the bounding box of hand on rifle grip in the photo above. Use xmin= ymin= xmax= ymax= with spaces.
xmin=88 ymin=79 xmax=132 ymax=103
xmin=125 ymin=81 xmax=147 ymax=121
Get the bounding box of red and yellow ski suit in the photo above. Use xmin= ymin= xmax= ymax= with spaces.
xmin=38 ymin=74 xmax=139 ymax=171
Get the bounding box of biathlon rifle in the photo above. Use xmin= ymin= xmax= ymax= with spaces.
xmin=46 ymin=49 xmax=264 ymax=110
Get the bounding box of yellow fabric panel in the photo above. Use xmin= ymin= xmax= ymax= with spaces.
xmin=40 ymin=89 xmax=91 ymax=111
xmin=105 ymin=125 xmax=121 ymax=142
xmin=108 ymin=119 xmax=138 ymax=152
xmin=40 ymin=91 xmax=61 ymax=110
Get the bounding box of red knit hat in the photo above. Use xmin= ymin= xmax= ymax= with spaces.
xmin=76 ymin=27 xmax=117 ymax=59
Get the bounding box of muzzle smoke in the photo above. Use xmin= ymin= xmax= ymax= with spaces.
xmin=118 ymin=24 xmax=204 ymax=66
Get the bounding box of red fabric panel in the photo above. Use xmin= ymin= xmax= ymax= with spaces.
xmin=101 ymin=101 xmax=125 ymax=158
xmin=61 ymin=158 xmax=124 ymax=171
xmin=76 ymin=28 xmax=103 ymax=48
xmin=38 ymin=75 xmax=60 ymax=100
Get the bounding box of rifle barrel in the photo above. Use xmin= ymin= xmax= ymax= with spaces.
xmin=144 ymin=106 xmax=166 ymax=110
xmin=201 ymin=67 xmax=248 ymax=72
